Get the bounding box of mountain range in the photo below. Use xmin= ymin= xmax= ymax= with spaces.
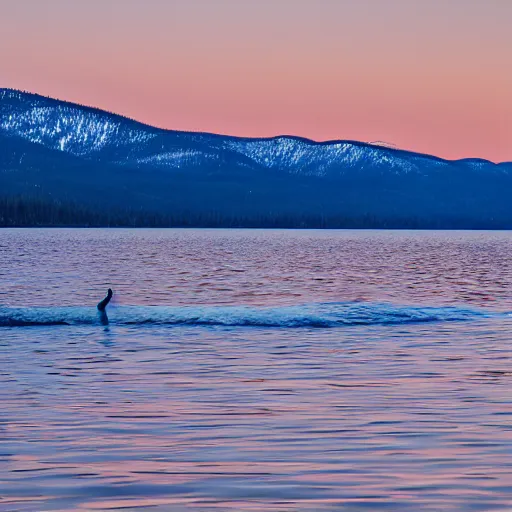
xmin=1 ymin=88 xmax=511 ymax=228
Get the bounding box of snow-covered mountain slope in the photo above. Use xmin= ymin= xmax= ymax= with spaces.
xmin=1 ymin=88 xmax=511 ymax=227
xmin=0 ymin=89 xmax=158 ymax=157
xmin=3 ymin=88 xmax=508 ymax=177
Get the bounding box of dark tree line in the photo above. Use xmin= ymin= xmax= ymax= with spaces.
xmin=0 ymin=195 xmax=511 ymax=230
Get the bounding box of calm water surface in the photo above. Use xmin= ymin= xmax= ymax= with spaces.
xmin=1 ymin=229 xmax=511 ymax=511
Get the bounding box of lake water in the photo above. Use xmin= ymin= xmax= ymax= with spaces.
xmin=1 ymin=229 xmax=511 ymax=511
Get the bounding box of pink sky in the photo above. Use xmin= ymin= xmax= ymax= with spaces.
xmin=1 ymin=0 xmax=511 ymax=162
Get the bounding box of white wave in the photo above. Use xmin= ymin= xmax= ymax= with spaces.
xmin=0 ymin=302 xmax=491 ymax=328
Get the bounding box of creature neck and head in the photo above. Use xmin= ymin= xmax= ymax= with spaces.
xmin=97 ymin=289 xmax=113 ymax=326
xmin=97 ymin=288 xmax=113 ymax=312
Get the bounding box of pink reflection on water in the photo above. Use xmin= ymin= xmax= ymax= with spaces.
xmin=1 ymin=230 xmax=512 ymax=510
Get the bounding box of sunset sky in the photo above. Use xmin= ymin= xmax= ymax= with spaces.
xmin=1 ymin=0 xmax=511 ymax=162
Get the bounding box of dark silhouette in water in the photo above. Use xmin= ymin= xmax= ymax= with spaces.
xmin=97 ymin=288 xmax=113 ymax=326
xmin=97 ymin=289 xmax=113 ymax=311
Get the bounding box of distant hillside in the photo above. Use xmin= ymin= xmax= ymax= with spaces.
xmin=1 ymin=88 xmax=511 ymax=228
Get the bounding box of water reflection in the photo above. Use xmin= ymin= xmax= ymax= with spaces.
xmin=1 ymin=229 xmax=511 ymax=311
xmin=1 ymin=318 xmax=512 ymax=511
xmin=1 ymin=230 xmax=512 ymax=510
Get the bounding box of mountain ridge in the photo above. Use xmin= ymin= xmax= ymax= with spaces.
xmin=1 ymin=88 xmax=511 ymax=228
xmin=1 ymin=88 xmax=505 ymax=165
